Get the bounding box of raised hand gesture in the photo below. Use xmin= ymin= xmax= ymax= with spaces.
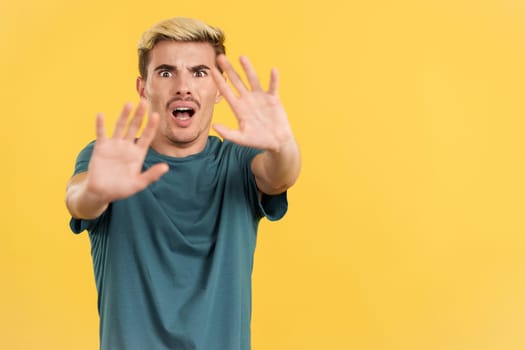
xmin=211 ymin=55 xmax=301 ymax=194
xmin=67 ymin=99 xmax=169 ymax=219
xmin=211 ymin=55 xmax=295 ymax=152
xmin=86 ymin=99 xmax=169 ymax=203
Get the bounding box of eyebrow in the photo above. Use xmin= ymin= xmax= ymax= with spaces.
xmin=153 ymin=64 xmax=176 ymax=72
xmin=153 ymin=64 xmax=211 ymax=73
xmin=189 ymin=64 xmax=211 ymax=72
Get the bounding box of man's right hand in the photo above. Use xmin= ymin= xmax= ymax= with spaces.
xmin=66 ymin=99 xmax=169 ymax=219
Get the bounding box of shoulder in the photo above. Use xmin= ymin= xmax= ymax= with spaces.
xmin=72 ymin=140 xmax=96 ymax=175
xmin=215 ymin=137 xmax=262 ymax=164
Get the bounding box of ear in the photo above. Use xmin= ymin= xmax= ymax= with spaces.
xmin=136 ymin=77 xmax=146 ymax=98
xmin=215 ymin=91 xmax=223 ymax=104
xmin=214 ymin=73 xmax=226 ymax=104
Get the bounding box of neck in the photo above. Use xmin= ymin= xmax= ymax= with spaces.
xmin=150 ymin=136 xmax=208 ymax=158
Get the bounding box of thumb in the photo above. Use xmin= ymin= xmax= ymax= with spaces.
xmin=213 ymin=123 xmax=243 ymax=144
xmin=138 ymin=163 xmax=169 ymax=188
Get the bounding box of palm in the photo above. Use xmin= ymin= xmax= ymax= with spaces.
xmin=212 ymin=55 xmax=294 ymax=152
xmin=86 ymin=100 xmax=168 ymax=203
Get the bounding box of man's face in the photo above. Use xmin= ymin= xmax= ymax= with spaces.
xmin=137 ymin=40 xmax=222 ymax=155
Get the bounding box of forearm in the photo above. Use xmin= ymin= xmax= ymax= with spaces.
xmin=253 ymin=138 xmax=301 ymax=195
xmin=65 ymin=173 xmax=110 ymax=219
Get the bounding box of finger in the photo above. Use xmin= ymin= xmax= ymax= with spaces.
xmin=137 ymin=163 xmax=170 ymax=188
xmin=213 ymin=123 xmax=244 ymax=144
xmin=136 ymin=111 xmax=159 ymax=148
xmin=239 ymin=56 xmax=262 ymax=91
xmin=211 ymin=67 xmax=238 ymax=106
xmin=268 ymin=68 xmax=279 ymax=95
xmin=112 ymin=102 xmax=134 ymax=138
xmin=217 ymin=55 xmax=248 ymax=94
xmin=125 ymin=99 xmax=147 ymax=140
xmin=96 ymin=113 xmax=107 ymax=141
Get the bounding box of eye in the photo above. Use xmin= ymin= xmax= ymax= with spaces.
xmin=194 ymin=70 xmax=208 ymax=78
xmin=159 ymin=70 xmax=172 ymax=78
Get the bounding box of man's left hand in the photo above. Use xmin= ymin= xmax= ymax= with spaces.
xmin=211 ymin=55 xmax=295 ymax=153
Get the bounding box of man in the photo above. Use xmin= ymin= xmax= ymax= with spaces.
xmin=66 ymin=17 xmax=300 ymax=350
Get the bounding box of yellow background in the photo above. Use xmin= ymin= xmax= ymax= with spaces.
xmin=2 ymin=0 xmax=525 ymax=349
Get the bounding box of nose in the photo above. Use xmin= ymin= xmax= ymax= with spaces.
xmin=173 ymin=72 xmax=192 ymax=96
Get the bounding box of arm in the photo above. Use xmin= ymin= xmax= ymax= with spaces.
xmin=251 ymin=139 xmax=301 ymax=195
xmin=211 ymin=55 xmax=301 ymax=195
xmin=66 ymin=172 xmax=109 ymax=219
xmin=66 ymin=99 xmax=169 ymax=219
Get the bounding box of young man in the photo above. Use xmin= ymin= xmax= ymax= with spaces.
xmin=65 ymin=17 xmax=300 ymax=350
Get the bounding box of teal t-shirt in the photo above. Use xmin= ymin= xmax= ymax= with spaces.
xmin=70 ymin=136 xmax=287 ymax=350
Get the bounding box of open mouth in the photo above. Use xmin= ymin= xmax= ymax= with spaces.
xmin=172 ymin=107 xmax=195 ymax=120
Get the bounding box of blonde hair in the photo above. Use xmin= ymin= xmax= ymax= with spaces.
xmin=137 ymin=17 xmax=226 ymax=79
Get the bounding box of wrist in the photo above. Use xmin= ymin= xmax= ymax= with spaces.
xmin=79 ymin=181 xmax=111 ymax=217
xmin=267 ymin=133 xmax=297 ymax=154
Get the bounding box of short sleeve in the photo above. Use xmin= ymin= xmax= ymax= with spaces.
xmin=259 ymin=192 xmax=288 ymax=221
xmin=73 ymin=140 xmax=96 ymax=175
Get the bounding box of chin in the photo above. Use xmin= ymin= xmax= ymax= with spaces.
xmin=167 ymin=132 xmax=200 ymax=146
